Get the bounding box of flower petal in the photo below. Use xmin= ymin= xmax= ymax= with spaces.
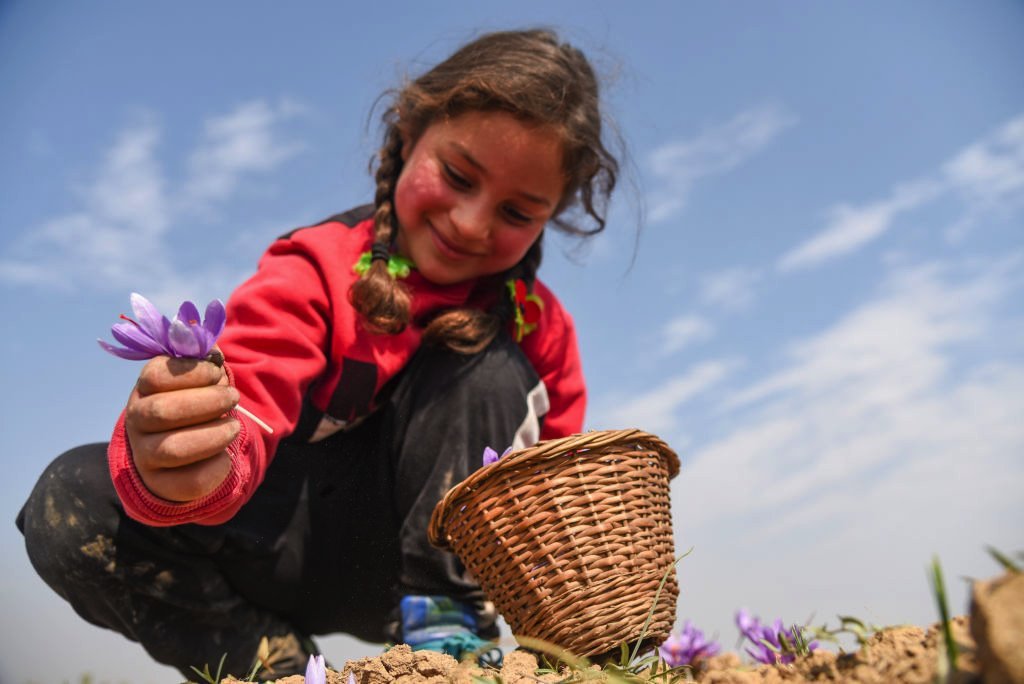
xmin=203 ymin=299 xmax=226 ymax=341
xmin=97 ymin=339 xmax=157 ymax=360
xmin=129 ymin=293 xmax=171 ymax=346
xmin=482 ymin=446 xmax=500 ymax=466
xmin=167 ymin=318 xmax=202 ymax=357
xmin=736 ymin=609 xmax=759 ymax=639
xmin=176 ymin=300 xmax=202 ymax=327
xmin=304 ymin=654 xmax=326 ymax=684
xmin=110 ymin=321 xmax=168 ymax=356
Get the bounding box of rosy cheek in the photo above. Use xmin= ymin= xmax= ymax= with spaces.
xmin=493 ymin=227 xmax=542 ymax=268
xmin=398 ymin=163 xmax=449 ymax=209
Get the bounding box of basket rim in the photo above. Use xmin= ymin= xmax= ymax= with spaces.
xmin=427 ymin=428 xmax=679 ymax=548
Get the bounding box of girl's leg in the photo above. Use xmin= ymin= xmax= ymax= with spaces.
xmin=379 ymin=331 xmax=545 ymax=641
xmin=252 ymin=331 xmax=543 ymax=646
xmin=16 ymin=443 xmax=311 ymax=677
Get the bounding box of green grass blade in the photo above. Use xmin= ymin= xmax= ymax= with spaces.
xmin=514 ymin=635 xmax=592 ymax=673
xmin=986 ymin=545 xmax=1021 ymax=573
xmin=628 ymin=547 xmax=694 ymax=664
xmin=929 ymin=556 xmax=959 ymax=671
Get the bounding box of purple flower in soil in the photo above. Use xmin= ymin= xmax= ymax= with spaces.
xmin=482 ymin=445 xmax=513 ymax=466
xmin=735 ymin=610 xmax=818 ymax=665
xmin=659 ymin=620 xmax=721 ymax=667
xmin=736 ymin=608 xmax=760 ymax=642
xmin=305 ymin=653 xmax=326 ymax=684
xmin=98 ymin=292 xmax=226 ymax=360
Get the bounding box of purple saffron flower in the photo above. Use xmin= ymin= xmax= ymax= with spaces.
xmin=659 ymin=620 xmax=720 ymax=667
xmin=98 ymin=292 xmax=226 ymax=360
xmin=735 ymin=610 xmax=817 ymax=665
xmin=735 ymin=608 xmax=760 ymax=642
xmin=305 ymin=654 xmax=326 ymax=684
xmin=482 ymin=445 xmax=513 ymax=466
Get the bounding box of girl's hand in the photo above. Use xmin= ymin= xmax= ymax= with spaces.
xmin=125 ymin=352 xmax=240 ymax=503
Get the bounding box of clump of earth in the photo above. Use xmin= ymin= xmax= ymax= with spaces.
xmin=224 ymin=571 xmax=1022 ymax=684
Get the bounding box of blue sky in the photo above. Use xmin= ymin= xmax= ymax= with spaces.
xmin=2 ymin=2 xmax=1023 ymax=682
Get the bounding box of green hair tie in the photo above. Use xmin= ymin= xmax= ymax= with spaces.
xmin=353 ymin=250 xmax=415 ymax=279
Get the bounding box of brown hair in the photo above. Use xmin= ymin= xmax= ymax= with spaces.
xmin=351 ymin=28 xmax=620 ymax=353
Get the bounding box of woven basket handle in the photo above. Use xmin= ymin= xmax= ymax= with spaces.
xmin=427 ymin=428 xmax=680 ymax=548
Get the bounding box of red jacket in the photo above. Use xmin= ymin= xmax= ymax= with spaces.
xmin=108 ymin=207 xmax=586 ymax=526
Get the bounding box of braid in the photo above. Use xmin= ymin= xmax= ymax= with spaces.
xmin=423 ymin=238 xmax=544 ymax=354
xmin=350 ymin=126 xmax=412 ymax=334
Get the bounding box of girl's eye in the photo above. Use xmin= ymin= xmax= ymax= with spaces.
xmin=442 ymin=163 xmax=471 ymax=189
xmin=502 ymin=205 xmax=533 ymax=224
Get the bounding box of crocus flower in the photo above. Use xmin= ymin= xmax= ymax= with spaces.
xmin=735 ymin=610 xmax=818 ymax=665
xmin=735 ymin=608 xmax=760 ymax=642
xmin=98 ymin=292 xmax=225 ymax=360
xmin=659 ymin=620 xmax=720 ymax=667
xmin=305 ymin=654 xmax=326 ymax=684
xmin=482 ymin=445 xmax=513 ymax=466
xmin=98 ymin=292 xmax=274 ymax=434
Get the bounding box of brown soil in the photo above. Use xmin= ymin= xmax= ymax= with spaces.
xmin=247 ymin=614 xmax=982 ymax=684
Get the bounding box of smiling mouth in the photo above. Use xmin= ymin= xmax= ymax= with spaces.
xmin=429 ymin=223 xmax=485 ymax=259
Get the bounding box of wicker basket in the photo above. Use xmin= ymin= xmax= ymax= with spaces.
xmin=427 ymin=428 xmax=681 ymax=657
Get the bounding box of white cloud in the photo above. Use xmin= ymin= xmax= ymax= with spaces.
xmin=0 ymin=121 xmax=170 ymax=291
xmin=0 ymin=100 xmax=304 ymax=295
xmin=679 ymin=253 xmax=1024 ymax=533
xmin=698 ymin=266 xmax=762 ymax=311
xmin=779 ymin=112 xmax=1024 ymax=270
xmin=661 ymin=314 xmax=714 ymax=355
xmin=944 ymin=114 xmax=1024 ymax=206
xmin=778 ymin=179 xmax=942 ymax=272
xmin=182 ymin=100 xmax=305 ymax=209
xmin=596 ymin=359 xmax=739 ymax=436
xmin=647 ymin=104 xmax=798 ymax=222
xmin=943 ymin=113 xmax=1024 ymax=242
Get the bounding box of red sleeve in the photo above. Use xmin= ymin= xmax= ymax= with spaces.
xmin=108 ymin=227 xmax=341 ymax=526
xmin=520 ymin=280 xmax=586 ymax=439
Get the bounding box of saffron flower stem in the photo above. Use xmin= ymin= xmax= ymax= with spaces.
xmin=235 ymin=404 xmax=274 ymax=434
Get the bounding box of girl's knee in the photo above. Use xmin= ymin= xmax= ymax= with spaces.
xmin=19 ymin=444 xmax=119 ymax=585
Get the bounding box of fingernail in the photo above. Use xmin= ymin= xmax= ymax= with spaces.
xmin=227 ymin=387 xmax=240 ymax=404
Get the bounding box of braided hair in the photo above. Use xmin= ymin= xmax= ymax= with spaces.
xmin=351 ymin=28 xmax=619 ymax=353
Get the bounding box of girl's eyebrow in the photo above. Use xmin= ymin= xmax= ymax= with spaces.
xmin=448 ymin=142 xmax=554 ymax=208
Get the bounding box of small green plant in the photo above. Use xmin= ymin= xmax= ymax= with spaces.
xmin=810 ymin=615 xmax=883 ymax=652
xmin=188 ymin=639 xmax=266 ymax=684
xmin=189 ymin=653 xmax=227 ymax=684
xmin=928 ymin=555 xmax=958 ymax=677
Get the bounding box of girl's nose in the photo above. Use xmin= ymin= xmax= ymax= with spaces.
xmin=450 ymin=200 xmax=491 ymax=242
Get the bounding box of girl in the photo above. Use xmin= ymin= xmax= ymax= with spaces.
xmin=18 ymin=28 xmax=620 ymax=678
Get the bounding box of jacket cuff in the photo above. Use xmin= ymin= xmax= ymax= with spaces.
xmin=107 ymin=409 xmax=252 ymax=527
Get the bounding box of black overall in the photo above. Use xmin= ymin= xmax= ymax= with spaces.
xmin=17 ymin=333 xmax=539 ymax=677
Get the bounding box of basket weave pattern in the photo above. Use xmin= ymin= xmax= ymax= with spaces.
xmin=428 ymin=429 xmax=681 ymax=656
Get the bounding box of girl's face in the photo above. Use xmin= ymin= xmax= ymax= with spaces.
xmin=394 ymin=110 xmax=566 ymax=286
